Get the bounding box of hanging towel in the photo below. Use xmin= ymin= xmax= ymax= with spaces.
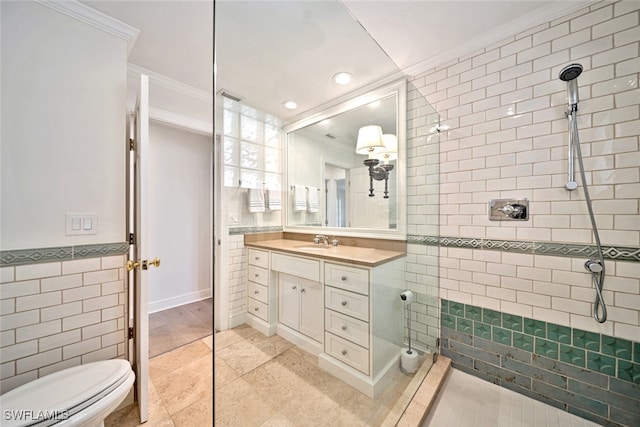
xmin=266 ymin=189 xmax=282 ymax=211
xmin=293 ymin=185 xmax=307 ymax=212
xmin=247 ymin=188 xmax=265 ymax=213
xmin=307 ymin=187 xmax=319 ymax=213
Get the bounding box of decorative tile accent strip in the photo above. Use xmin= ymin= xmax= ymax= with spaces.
xmin=229 ymin=226 xmax=283 ymax=235
xmin=441 ymin=299 xmax=640 ymax=427
xmin=1 ymin=242 xmax=127 ymax=266
xmin=407 ymin=235 xmax=640 ymax=263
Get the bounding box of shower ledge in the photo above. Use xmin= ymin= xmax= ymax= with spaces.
xmin=382 ymin=355 xmax=451 ymax=427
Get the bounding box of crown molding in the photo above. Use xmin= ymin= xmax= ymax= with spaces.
xmin=34 ymin=0 xmax=140 ymax=56
xmin=402 ymin=0 xmax=599 ymax=77
xmin=128 ymin=64 xmax=213 ymax=104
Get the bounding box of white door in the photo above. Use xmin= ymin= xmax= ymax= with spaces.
xmin=299 ymin=278 xmax=323 ymax=342
xmin=278 ymin=274 xmax=299 ymax=330
xmin=129 ymin=74 xmax=158 ymax=423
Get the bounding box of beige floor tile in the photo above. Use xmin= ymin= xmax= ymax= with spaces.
xmin=154 ymin=354 xmax=213 ymax=415
xmin=171 ymin=392 xmax=213 ymax=427
xmin=215 ymin=332 xmax=293 ymax=375
xmin=214 ymin=324 xmax=259 ymax=351
xmin=201 ymin=334 xmax=213 ymax=349
xmin=149 ymin=339 xmax=212 ymax=382
xmin=214 ymin=377 xmax=276 ymax=427
xmin=105 ymin=381 xmax=173 ymax=427
xmin=214 ymin=354 xmax=240 ymax=390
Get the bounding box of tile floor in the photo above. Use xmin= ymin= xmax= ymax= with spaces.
xmin=149 ymin=298 xmax=213 ymax=358
xmin=215 ymin=325 xmax=416 ymax=426
xmin=105 ymin=334 xmax=213 ymax=426
xmin=106 ymin=325 xmax=417 ymax=427
xmin=423 ymin=368 xmax=601 ymax=427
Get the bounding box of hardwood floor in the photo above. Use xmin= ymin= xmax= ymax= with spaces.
xmin=149 ymin=298 xmax=213 ymax=358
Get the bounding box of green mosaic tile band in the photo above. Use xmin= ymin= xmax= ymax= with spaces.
xmin=1 ymin=242 xmax=128 ymax=267
xmin=229 ymin=226 xmax=283 ymax=235
xmin=408 ymin=235 xmax=640 ymax=262
xmin=441 ymin=299 xmax=640 ymax=385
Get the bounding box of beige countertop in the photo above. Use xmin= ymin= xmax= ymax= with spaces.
xmin=245 ymin=239 xmax=405 ymax=267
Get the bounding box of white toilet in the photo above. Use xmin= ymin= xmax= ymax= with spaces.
xmin=0 ymin=359 xmax=135 ymax=427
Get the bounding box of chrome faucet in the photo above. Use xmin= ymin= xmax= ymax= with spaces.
xmin=313 ymin=235 xmax=329 ymax=246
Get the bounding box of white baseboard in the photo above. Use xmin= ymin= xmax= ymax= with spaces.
xmin=246 ymin=315 xmax=277 ymax=336
xmin=229 ymin=311 xmax=246 ymax=329
xmin=318 ymin=352 xmax=400 ymax=399
xmin=276 ymin=324 xmax=322 ymax=356
xmin=149 ymin=289 xmax=211 ymax=314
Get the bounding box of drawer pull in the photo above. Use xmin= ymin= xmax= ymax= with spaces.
xmin=341 ymin=276 xmax=347 ymax=281
xmin=254 ymin=290 xmax=259 ymax=294
xmin=292 ymin=286 xmax=297 ymax=290
xmin=301 ymin=288 xmax=306 ymax=293
xmin=254 ymin=307 xmax=259 ymax=312
xmin=255 ymin=257 xmax=260 ymax=261
xmin=341 ymin=300 xmax=347 ymax=306
xmin=341 ymin=350 xmax=347 ymax=356
xmin=254 ymin=273 xmax=259 ymax=278
xmin=341 ymin=325 xmax=347 ymax=331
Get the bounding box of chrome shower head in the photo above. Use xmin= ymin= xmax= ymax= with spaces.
xmin=559 ymin=63 xmax=583 ymax=81
xmin=559 ymin=63 xmax=583 ymax=106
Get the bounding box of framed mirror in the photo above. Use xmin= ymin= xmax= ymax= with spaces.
xmin=284 ymin=80 xmax=406 ymax=239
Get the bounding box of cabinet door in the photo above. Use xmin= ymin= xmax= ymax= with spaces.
xmin=278 ymin=273 xmax=299 ymax=331
xmin=299 ymin=278 xmax=323 ymax=343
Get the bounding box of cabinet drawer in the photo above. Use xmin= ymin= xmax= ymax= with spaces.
xmin=248 ymin=248 xmax=269 ymax=269
xmin=248 ymin=297 xmax=268 ymax=322
xmin=325 ymin=286 xmax=369 ymax=322
xmin=325 ymin=309 xmax=369 ymax=348
xmin=271 ymin=252 xmax=320 ymax=282
xmin=248 ymin=265 xmax=269 ymax=286
xmin=325 ymin=332 xmax=369 ymax=375
xmin=248 ymin=281 xmax=268 ymax=304
xmin=324 ymin=263 xmax=369 ymax=295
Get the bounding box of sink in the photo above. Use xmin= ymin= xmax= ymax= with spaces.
xmin=294 ymin=244 xmax=332 ymax=251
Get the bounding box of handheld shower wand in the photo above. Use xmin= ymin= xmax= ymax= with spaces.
xmin=559 ymin=63 xmax=583 ymax=191
xmin=559 ymin=63 xmax=607 ymax=323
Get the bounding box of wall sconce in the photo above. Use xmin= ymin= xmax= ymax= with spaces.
xmin=355 ymin=126 xmax=396 ymax=198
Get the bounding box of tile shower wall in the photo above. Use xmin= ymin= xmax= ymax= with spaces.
xmin=0 ymin=255 xmax=128 ymax=393
xmin=406 ymin=0 xmax=639 ymax=425
xmin=227 ymin=234 xmax=248 ymax=327
xmin=441 ymin=298 xmax=639 ymax=427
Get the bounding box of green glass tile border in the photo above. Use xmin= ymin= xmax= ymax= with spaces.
xmin=229 ymin=225 xmax=283 ymax=235
xmin=407 ymin=235 xmax=640 ymax=262
xmin=441 ymin=299 xmax=640 ymax=385
xmin=1 ymin=242 xmax=127 ymax=266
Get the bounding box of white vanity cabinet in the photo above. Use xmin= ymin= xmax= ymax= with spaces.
xmin=271 ymin=252 xmax=324 ymax=353
xmin=245 ymin=241 xmax=406 ymax=398
xmin=245 ymin=248 xmax=277 ymax=336
xmin=319 ymin=257 xmax=406 ymax=399
xmin=278 ymin=273 xmax=323 ymax=343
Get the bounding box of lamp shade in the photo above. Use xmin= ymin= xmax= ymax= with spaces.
xmin=355 ymin=125 xmax=385 ymax=157
xmin=375 ymin=134 xmax=398 ymax=162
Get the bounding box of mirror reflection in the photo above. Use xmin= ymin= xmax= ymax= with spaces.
xmin=285 ymin=85 xmax=403 ymax=233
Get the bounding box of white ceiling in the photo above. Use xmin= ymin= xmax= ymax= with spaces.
xmin=78 ymin=0 xmax=593 ymax=126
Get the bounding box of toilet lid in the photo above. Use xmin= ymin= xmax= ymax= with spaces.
xmin=0 ymin=359 xmax=132 ymax=427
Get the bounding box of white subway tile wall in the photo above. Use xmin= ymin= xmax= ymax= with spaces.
xmin=406 ymin=0 xmax=639 ymax=345
xmin=0 ymin=255 xmax=128 ymax=392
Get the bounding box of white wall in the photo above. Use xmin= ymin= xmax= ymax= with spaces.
xmin=148 ymin=122 xmax=212 ymax=312
xmin=0 ymin=1 xmax=130 ymax=392
xmin=1 ymin=1 xmax=127 ymax=250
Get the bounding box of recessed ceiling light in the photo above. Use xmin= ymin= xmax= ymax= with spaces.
xmin=283 ymin=101 xmax=298 ymax=110
xmin=332 ymin=72 xmax=352 ymax=85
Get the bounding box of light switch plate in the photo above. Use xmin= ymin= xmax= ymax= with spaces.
xmin=66 ymin=213 xmax=98 ymax=235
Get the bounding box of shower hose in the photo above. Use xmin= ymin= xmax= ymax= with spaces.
xmin=569 ymin=108 xmax=608 ymax=323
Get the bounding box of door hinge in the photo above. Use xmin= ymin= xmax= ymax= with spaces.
xmin=128 ymin=327 xmax=134 ymax=339
xmin=129 ymin=233 xmax=135 ymax=245
xmin=129 ymin=138 xmax=135 ymax=151
xmin=436 ymin=337 xmax=441 ymax=348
